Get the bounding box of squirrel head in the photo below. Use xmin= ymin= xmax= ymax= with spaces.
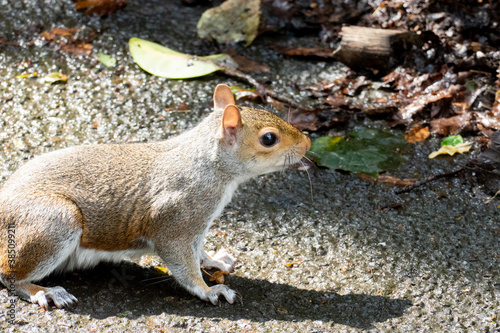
xmin=213 ymin=84 xmax=311 ymax=176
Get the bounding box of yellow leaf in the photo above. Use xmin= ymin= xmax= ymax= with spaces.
xmin=284 ymin=259 xmax=303 ymax=267
xmin=154 ymin=266 xmax=168 ymax=274
xmin=428 ymin=142 xmax=472 ymax=159
xmin=16 ymin=73 xmax=37 ymax=78
xmin=129 ymin=38 xmax=231 ymax=79
xmin=43 ymin=72 xmax=67 ymax=84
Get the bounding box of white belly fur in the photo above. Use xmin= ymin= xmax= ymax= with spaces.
xmin=64 ymin=241 xmax=155 ymax=271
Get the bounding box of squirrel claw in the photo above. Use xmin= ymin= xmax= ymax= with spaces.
xmin=31 ymin=286 xmax=78 ymax=310
xmin=235 ymin=292 xmax=243 ymax=305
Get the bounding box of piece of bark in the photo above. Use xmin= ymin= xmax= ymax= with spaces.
xmin=333 ymin=26 xmax=418 ymax=75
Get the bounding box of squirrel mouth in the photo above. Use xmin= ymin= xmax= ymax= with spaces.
xmin=286 ymin=156 xmax=314 ymax=171
xmin=282 ymin=154 xmax=309 ymax=170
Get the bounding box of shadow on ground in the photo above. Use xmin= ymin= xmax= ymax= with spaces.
xmin=35 ymin=262 xmax=412 ymax=330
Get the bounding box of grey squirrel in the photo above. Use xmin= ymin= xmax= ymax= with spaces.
xmin=0 ymin=84 xmax=310 ymax=309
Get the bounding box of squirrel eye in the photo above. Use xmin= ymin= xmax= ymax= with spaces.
xmin=259 ymin=132 xmax=278 ymax=147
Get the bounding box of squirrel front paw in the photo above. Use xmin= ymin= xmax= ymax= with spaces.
xmin=202 ymin=284 xmax=241 ymax=305
xmin=201 ymin=249 xmax=237 ymax=272
xmin=30 ymin=286 xmax=78 ymax=310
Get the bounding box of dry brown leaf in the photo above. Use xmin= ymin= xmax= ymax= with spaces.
xmin=176 ymin=102 xmax=190 ymax=111
xmin=60 ymin=42 xmax=92 ymax=56
xmin=287 ymin=107 xmax=348 ymax=131
xmin=404 ymin=124 xmax=430 ymax=143
xmin=41 ymin=27 xmax=80 ymax=40
xmin=222 ymin=48 xmax=270 ymax=72
xmin=398 ymin=86 xmax=456 ymax=123
xmin=40 ymin=27 xmax=93 ymax=56
xmin=430 ymin=112 xmax=472 ymax=135
xmin=475 ymin=108 xmax=500 ymax=131
xmin=75 ymin=0 xmax=128 ymax=16
xmin=209 ymin=270 xmax=229 ymax=284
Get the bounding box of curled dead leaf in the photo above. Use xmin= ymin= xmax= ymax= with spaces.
xmin=222 ymin=48 xmax=270 ymax=72
xmin=41 ymin=27 xmax=80 ymax=40
xmin=209 ymin=270 xmax=229 ymax=284
xmin=475 ymin=108 xmax=500 ymax=131
xmin=398 ymin=86 xmax=456 ymax=123
xmin=40 ymin=27 xmax=93 ymax=56
xmin=430 ymin=112 xmax=472 ymax=136
xmin=405 ymin=125 xmax=430 ymax=143
xmin=287 ymin=107 xmax=349 ymax=131
xmin=60 ymin=42 xmax=92 ymax=56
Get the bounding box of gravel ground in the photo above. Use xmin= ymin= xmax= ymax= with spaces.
xmin=0 ymin=1 xmax=499 ymax=332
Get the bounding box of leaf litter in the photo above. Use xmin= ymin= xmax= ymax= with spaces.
xmin=40 ymin=27 xmax=96 ymax=56
xmin=254 ymin=0 xmax=499 ymax=168
xmin=118 ymin=0 xmax=498 ymax=193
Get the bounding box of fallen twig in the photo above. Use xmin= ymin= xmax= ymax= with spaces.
xmin=219 ymin=65 xmax=311 ymax=110
xmin=395 ymin=167 xmax=465 ymax=194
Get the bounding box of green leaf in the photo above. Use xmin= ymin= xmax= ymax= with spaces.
xmin=307 ymin=128 xmax=409 ymax=177
xmin=98 ymin=52 xmax=116 ymax=67
xmin=441 ymin=135 xmax=463 ymax=147
xmin=129 ymin=38 xmax=231 ymax=79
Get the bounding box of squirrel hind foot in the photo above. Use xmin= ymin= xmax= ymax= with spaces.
xmin=20 ymin=284 xmax=78 ymax=310
xmin=205 ymin=284 xmax=239 ymax=305
xmin=32 ymin=286 xmax=78 ymax=310
xmin=201 ymin=249 xmax=237 ymax=273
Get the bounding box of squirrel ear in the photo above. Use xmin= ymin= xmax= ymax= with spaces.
xmin=214 ymin=84 xmax=235 ymax=111
xmin=221 ymin=105 xmax=242 ymax=146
